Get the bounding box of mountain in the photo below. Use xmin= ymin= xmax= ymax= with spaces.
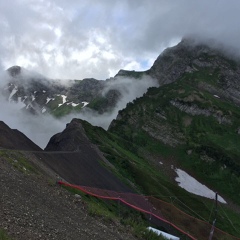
xmin=105 ymin=40 xmax=240 ymax=237
xmin=40 ymin=38 xmax=240 ymax=238
xmin=148 ymin=38 xmax=240 ymax=105
xmin=2 ymin=66 xmax=150 ymax=118
xmin=108 ymin=39 xmax=240 ymax=204
xmin=1 ymin=38 xmax=240 ymax=239
xmin=42 ymin=103 xmax=240 ymax=238
xmin=41 ymin=118 xmax=134 ymax=191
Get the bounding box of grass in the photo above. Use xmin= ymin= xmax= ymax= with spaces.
xmin=87 ymin=96 xmax=109 ymax=111
xmin=116 ymin=69 xmax=147 ymax=79
xmin=0 ymin=229 xmax=12 ymax=240
xmin=0 ymin=150 xmax=38 ymax=174
xmin=62 ymin=185 xmax=165 ymax=239
xmin=78 ymin=119 xmax=240 ymax=238
xmin=46 ymin=95 xmax=85 ymax=118
xmin=51 ymin=103 xmax=83 ymax=118
xmin=100 ymin=67 xmax=240 ymax=237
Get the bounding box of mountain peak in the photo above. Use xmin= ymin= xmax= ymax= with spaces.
xmin=7 ymin=65 xmax=22 ymax=77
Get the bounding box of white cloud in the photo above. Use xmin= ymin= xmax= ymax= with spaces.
xmin=0 ymin=93 xmax=65 ymax=149
xmin=0 ymin=0 xmax=239 ymax=80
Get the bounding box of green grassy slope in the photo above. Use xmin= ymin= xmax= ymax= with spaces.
xmin=80 ymin=49 xmax=240 ymax=236
xmin=79 ymin=118 xmax=240 ymax=237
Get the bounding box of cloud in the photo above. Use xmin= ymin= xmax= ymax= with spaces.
xmin=0 ymin=0 xmax=239 ymax=80
xmin=68 ymin=75 xmax=159 ymax=129
xmin=0 ymin=93 xmax=66 ymax=149
xmin=0 ymin=66 xmax=158 ymax=148
xmin=0 ymin=68 xmax=66 ymax=149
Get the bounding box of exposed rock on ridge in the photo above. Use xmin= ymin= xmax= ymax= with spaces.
xmin=149 ymin=38 xmax=240 ymax=106
xmin=45 ymin=118 xmax=91 ymax=152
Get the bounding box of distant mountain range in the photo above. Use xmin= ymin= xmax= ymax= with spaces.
xmin=2 ymin=64 xmax=155 ymax=118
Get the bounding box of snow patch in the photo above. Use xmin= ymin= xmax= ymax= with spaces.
xmin=26 ymin=104 xmax=32 ymax=109
xmin=46 ymin=97 xmax=54 ymax=104
xmin=82 ymin=101 xmax=89 ymax=107
xmin=175 ymin=169 xmax=226 ymax=204
xmin=159 ymin=161 xmax=163 ymax=165
xmin=8 ymin=86 xmax=18 ymax=101
xmin=72 ymin=103 xmax=79 ymax=107
xmin=213 ymin=95 xmax=220 ymax=98
xmin=42 ymin=107 xmax=46 ymax=113
xmin=31 ymin=95 xmax=35 ymax=101
xmin=43 ymin=90 xmax=46 ymax=93
xmin=58 ymin=95 xmax=67 ymax=107
xmin=61 ymin=95 xmax=67 ymax=104
xmin=147 ymin=227 xmax=179 ymax=240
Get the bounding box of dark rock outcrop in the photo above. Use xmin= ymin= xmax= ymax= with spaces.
xmin=149 ymin=38 xmax=240 ymax=106
xmin=45 ymin=118 xmax=90 ymax=152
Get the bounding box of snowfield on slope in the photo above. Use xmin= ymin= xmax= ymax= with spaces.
xmin=175 ymin=168 xmax=226 ymax=204
xmin=8 ymin=86 xmax=18 ymax=101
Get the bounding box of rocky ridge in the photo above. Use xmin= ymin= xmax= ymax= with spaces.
xmin=149 ymin=38 xmax=240 ymax=106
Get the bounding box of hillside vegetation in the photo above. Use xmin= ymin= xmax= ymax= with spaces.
xmin=78 ymin=40 xmax=240 ymax=238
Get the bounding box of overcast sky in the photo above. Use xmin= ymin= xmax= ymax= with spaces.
xmin=0 ymin=0 xmax=240 ymax=80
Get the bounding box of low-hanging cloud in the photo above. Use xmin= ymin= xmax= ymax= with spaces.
xmin=66 ymin=75 xmax=159 ymax=130
xmin=0 ymin=95 xmax=66 ymax=149
xmin=0 ymin=67 xmax=158 ymax=148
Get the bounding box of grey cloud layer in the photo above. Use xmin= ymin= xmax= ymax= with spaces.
xmin=0 ymin=0 xmax=239 ymax=79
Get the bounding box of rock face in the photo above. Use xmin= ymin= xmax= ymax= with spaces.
xmin=149 ymin=38 xmax=240 ymax=106
xmin=7 ymin=65 xmax=21 ymax=77
xmin=170 ymin=100 xmax=232 ymax=124
xmin=45 ymin=118 xmax=91 ymax=152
